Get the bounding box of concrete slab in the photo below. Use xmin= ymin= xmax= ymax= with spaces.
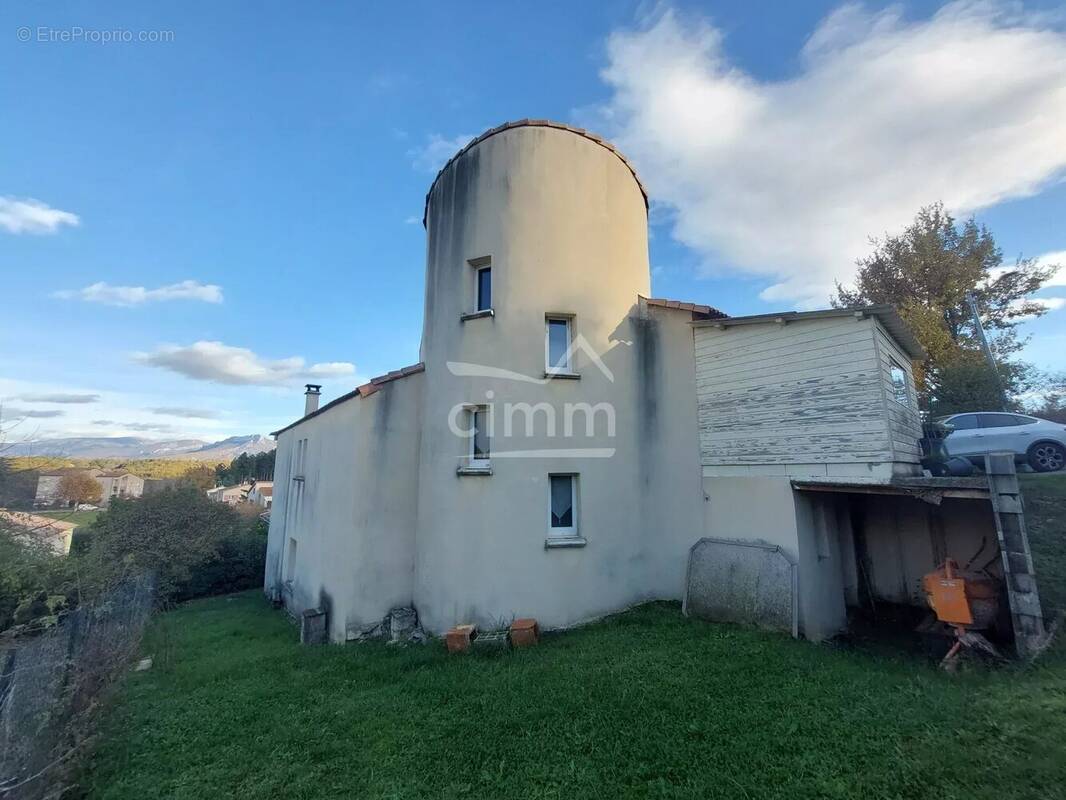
xmin=683 ymin=537 xmax=798 ymax=637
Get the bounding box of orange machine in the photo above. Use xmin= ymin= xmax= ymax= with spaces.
xmin=922 ymin=558 xmax=1001 ymax=667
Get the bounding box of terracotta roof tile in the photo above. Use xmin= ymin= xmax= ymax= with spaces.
xmin=645 ymin=296 xmax=728 ymax=320
xmin=270 ymin=362 xmax=425 ymax=437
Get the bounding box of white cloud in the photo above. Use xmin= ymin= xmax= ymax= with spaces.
xmin=0 ymin=196 xmax=80 ymax=234
xmin=596 ymin=3 xmax=1066 ymax=307
xmin=18 ymin=392 xmax=99 ymax=404
xmin=408 ymin=133 xmax=474 ymax=173
xmin=1 ymin=407 xmax=65 ymax=419
xmin=133 ymin=341 xmax=356 ymax=386
xmin=148 ymin=406 xmax=219 ymax=419
xmin=54 ymin=280 xmax=223 ymax=306
xmin=1012 ymin=295 xmax=1066 ymax=320
xmin=91 ymin=419 xmax=175 ymax=433
xmin=1034 ymin=250 xmax=1066 ymax=286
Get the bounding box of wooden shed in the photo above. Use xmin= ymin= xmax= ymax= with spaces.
xmin=692 ymin=305 xmax=927 ymax=479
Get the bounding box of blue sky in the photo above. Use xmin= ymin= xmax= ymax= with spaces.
xmin=2 ymin=1 xmax=1065 ymax=441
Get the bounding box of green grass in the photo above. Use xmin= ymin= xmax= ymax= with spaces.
xmin=1020 ymin=473 xmax=1066 ymax=616
xmin=84 ymin=477 xmax=1066 ymax=800
xmin=36 ymin=509 xmax=100 ymax=528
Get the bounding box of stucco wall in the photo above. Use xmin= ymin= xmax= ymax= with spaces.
xmin=266 ymin=374 xmax=423 ymax=641
xmin=413 ymin=124 xmax=701 ymax=633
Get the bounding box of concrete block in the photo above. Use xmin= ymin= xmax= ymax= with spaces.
xmin=300 ymin=607 xmax=328 ymax=645
xmin=683 ymin=537 xmax=798 ymax=637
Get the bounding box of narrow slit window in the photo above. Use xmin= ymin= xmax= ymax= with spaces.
xmin=476 ymin=266 xmax=492 ymax=312
xmin=549 ymin=474 xmax=576 ymax=536
xmin=546 ymin=317 xmax=571 ymax=372
xmin=286 ymin=538 xmax=298 ymax=582
xmin=470 ymin=406 xmax=490 ymax=465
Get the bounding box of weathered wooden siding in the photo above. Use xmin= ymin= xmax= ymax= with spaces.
xmin=695 ymin=316 xmax=894 ymax=468
xmin=871 ymin=318 xmax=922 ymax=464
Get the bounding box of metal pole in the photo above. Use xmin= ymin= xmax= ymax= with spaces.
xmin=966 ymin=292 xmax=1009 ymax=409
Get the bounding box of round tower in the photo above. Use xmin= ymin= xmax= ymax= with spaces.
xmin=414 ymin=121 xmax=656 ymax=633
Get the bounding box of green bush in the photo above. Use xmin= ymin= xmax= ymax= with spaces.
xmin=0 ymin=525 xmax=76 ymax=632
xmin=174 ymin=518 xmax=267 ymax=601
xmin=80 ymin=488 xmax=266 ymax=605
xmin=0 ymin=490 xmax=266 ymax=631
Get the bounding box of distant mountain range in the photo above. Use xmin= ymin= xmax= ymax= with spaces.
xmin=4 ymin=434 xmax=275 ymax=461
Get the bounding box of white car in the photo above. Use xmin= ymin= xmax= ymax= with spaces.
xmin=937 ymin=412 xmax=1066 ymax=472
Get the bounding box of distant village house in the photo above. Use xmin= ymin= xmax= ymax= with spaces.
xmin=0 ymin=510 xmax=78 ymax=555
xmin=33 ymin=468 xmax=144 ymax=509
xmin=247 ymin=480 xmax=273 ymax=509
xmin=206 ymin=484 xmax=249 ymax=505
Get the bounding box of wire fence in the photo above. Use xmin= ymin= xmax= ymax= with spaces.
xmin=0 ymin=574 xmax=155 ymax=800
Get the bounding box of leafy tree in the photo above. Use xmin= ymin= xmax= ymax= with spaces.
xmin=1027 ymin=374 xmax=1066 ymax=424
xmin=0 ymin=458 xmax=38 ymax=508
xmin=834 ymin=203 xmax=1058 ymax=412
xmin=58 ymin=472 xmax=103 ymax=507
xmin=180 ymin=463 xmax=217 ymax=490
xmin=0 ymin=520 xmax=75 ymax=631
xmin=78 ymin=487 xmax=259 ymax=603
xmin=214 ymin=450 xmax=275 ymax=485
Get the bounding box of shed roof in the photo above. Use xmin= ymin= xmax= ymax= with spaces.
xmin=0 ymin=509 xmax=78 ymax=532
xmin=423 ymin=119 xmax=648 ymax=227
xmin=271 ymin=362 xmax=425 ymax=437
xmin=690 ymin=304 xmax=926 ymax=360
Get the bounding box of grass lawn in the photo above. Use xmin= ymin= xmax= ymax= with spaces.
xmin=36 ymin=508 xmax=101 ymax=528
xmin=85 ymin=478 xmax=1066 ymax=800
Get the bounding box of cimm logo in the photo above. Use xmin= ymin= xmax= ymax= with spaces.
xmin=446 ymin=333 xmax=619 ymax=460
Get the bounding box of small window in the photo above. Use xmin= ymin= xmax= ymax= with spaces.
xmin=470 ymin=406 xmax=490 ymax=466
xmin=889 ymin=359 xmax=909 ymax=406
xmin=476 ymin=266 xmax=491 ymax=312
xmin=546 ymin=317 xmax=572 ymax=373
xmin=549 ymin=474 xmax=577 ymax=537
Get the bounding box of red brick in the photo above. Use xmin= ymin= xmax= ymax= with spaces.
xmin=509 ymin=618 xmax=540 ymax=648
xmin=445 ymin=624 xmax=477 ymax=654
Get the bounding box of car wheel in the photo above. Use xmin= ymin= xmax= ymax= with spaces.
xmin=1027 ymin=441 xmax=1066 ymax=472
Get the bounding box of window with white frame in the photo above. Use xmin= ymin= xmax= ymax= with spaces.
xmin=548 ymin=474 xmax=577 ymax=537
xmin=889 ymin=359 xmax=909 ymax=407
xmin=463 ymin=256 xmax=492 ymax=316
xmin=469 ymin=405 xmax=490 ymax=466
xmin=545 ymin=316 xmax=572 ymax=373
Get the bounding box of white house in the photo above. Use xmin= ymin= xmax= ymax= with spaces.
xmin=34 ymin=468 xmax=143 ymax=508
xmin=247 ymin=481 xmax=273 ymax=509
xmin=265 ymin=120 xmax=1035 ymax=647
xmin=0 ymin=510 xmax=77 ymax=555
xmin=206 ymin=484 xmax=249 ymax=505
xmin=96 ymin=470 xmax=144 ymax=506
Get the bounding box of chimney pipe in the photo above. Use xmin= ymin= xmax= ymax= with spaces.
xmin=304 ymin=384 xmax=322 ymax=416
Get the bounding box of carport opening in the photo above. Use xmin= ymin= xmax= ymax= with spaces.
xmin=797 ymin=487 xmax=1013 ymax=659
